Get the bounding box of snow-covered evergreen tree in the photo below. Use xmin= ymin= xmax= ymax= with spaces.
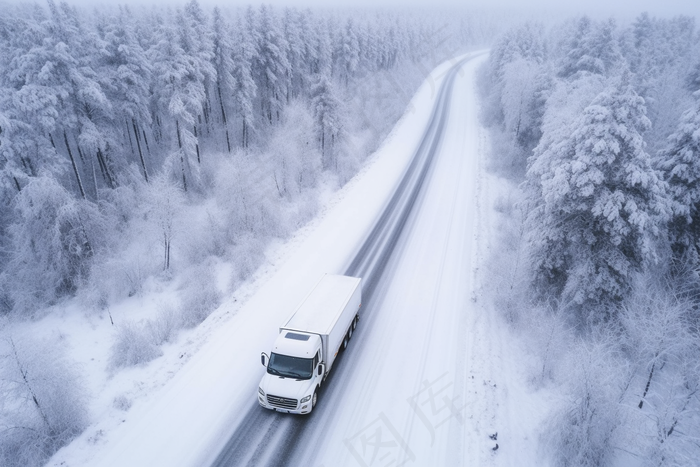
xmin=97 ymin=7 xmax=152 ymax=184
xmin=340 ymin=18 xmax=360 ymax=87
xmin=527 ymin=75 xmax=666 ymax=319
xmin=150 ymin=17 xmax=204 ymax=191
xmin=558 ymin=17 xmax=622 ymax=80
xmin=5 ymin=176 xmax=105 ymax=314
xmin=233 ymin=11 xmax=257 ymax=148
xmin=254 ymin=5 xmax=290 ymax=125
xmin=311 ymin=73 xmax=342 ymax=171
xmin=283 ymin=7 xmax=306 ymax=100
xmin=657 ymin=94 xmax=700 ymax=261
xmin=211 ymin=7 xmax=235 ymax=153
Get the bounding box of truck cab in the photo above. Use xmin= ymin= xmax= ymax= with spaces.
xmin=258 ymin=331 xmax=325 ymax=414
xmin=258 ymin=274 xmax=361 ymax=415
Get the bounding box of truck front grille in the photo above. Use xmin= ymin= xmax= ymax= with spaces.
xmin=267 ymin=394 xmax=298 ymax=410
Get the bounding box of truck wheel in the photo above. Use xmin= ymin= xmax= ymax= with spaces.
xmin=342 ymin=334 xmax=349 ymax=350
xmin=312 ymin=389 xmax=318 ymax=409
xmin=348 ymin=326 xmax=353 ymax=339
xmin=352 ymin=316 xmax=358 ymax=330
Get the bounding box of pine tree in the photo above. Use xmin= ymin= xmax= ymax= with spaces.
xmin=340 ymin=18 xmax=360 ymax=87
xmin=527 ymin=76 xmax=666 ymax=319
xmin=283 ymin=7 xmax=305 ymax=100
xmin=254 ymin=5 xmax=290 ymax=125
xmin=98 ymin=7 xmax=152 ymax=183
xmin=313 ymin=17 xmax=333 ymax=76
xmin=657 ymin=95 xmax=700 ymax=260
xmin=558 ymin=17 xmax=622 ymax=80
xmin=6 ymin=176 xmax=105 ymax=313
xmin=311 ymin=73 xmax=342 ymax=171
xmin=3 ymin=1 xmax=110 ymax=200
xmin=211 ymin=7 xmax=235 ymax=153
xmin=183 ymin=0 xmax=216 ymax=136
xmin=233 ymin=12 xmax=257 ymax=148
xmin=150 ymin=17 xmax=203 ymax=191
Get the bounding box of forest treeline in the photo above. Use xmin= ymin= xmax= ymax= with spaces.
xmin=0 ymin=1 xmax=490 ymax=316
xmin=482 ymin=13 xmax=700 ymax=466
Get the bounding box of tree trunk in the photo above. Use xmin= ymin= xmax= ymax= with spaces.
xmin=638 ymin=361 xmax=655 ymax=409
xmin=176 ymin=119 xmax=182 ymax=148
xmin=96 ymin=148 xmax=115 ymax=189
xmin=10 ymin=338 xmax=52 ymax=432
xmin=142 ymin=129 xmax=151 ymax=155
xmin=217 ymin=84 xmax=231 ymax=153
xmin=163 ymin=233 xmax=170 ymax=270
xmin=155 ymin=115 xmax=163 ymax=143
xmin=132 ymin=119 xmax=149 ymax=182
xmin=176 ymin=119 xmax=188 ymax=192
xmin=242 ymin=119 xmax=248 ymax=148
xmin=125 ymin=118 xmax=134 ymax=154
xmin=90 ymin=153 xmax=98 ymax=200
xmin=194 ymin=125 xmax=201 ymax=164
xmin=64 ymin=130 xmax=86 ymax=199
xmin=76 ymin=142 xmax=87 ymax=164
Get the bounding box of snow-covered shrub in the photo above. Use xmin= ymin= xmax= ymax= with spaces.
xmin=84 ymin=242 xmax=160 ymax=309
xmin=178 ymin=264 xmax=221 ymax=328
xmin=616 ymin=277 xmax=700 ymax=465
xmin=148 ymin=305 xmax=181 ymax=346
xmin=547 ymin=331 xmax=630 ymax=467
xmin=112 ymin=395 xmax=132 ymax=412
xmin=109 ymin=322 xmax=162 ymax=369
xmin=144 ymin=175 xmax=186 ymax=272
xmin=0 ymin=336 xmax=88 ymax=467
xmin=214 ymin=152 xmax=282 ymax=239
xmin=525 ymin=305 xmax=572 ymax=386
xmin=228 ymin=234 xmax=268 ymax=290
xmin=267 ymin=100 xmax=321 ymax=199
xmin=483 ymin=187 xmax=531 ymax=324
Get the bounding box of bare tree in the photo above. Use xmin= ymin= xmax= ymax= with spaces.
xmin=0 ymin=335 xmax=88 ymax=467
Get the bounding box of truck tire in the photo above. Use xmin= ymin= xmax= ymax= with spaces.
xmin=342 ymin=334 xmax=349 ymax=350
xmin=312 ymin=389 xmax=318 ymax=409
xmin=348 ymin=326 xmax=353 ymax=339
xmin=352 ymin=316 xmax=358 ymax=330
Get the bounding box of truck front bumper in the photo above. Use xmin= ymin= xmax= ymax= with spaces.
xmin=258 ymin=394 xmax=312 ymax=415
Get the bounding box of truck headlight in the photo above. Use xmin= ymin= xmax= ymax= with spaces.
xmin=258 ymin=387 xmax=265 ymax=397
xmin=300 ymin=394 xmax=311 ymax=403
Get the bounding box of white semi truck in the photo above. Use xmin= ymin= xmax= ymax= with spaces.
xmin=258 ymin=274 xmax=362 ymax=414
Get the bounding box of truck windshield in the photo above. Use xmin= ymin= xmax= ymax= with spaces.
xmin=267 ymin=353 xmax=313 ymax=380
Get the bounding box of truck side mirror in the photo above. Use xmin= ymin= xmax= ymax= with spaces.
xmin=318 ymin=363 xmax=324 ymax=376
xmin=261 ymin=352 xmax=269 ymax=367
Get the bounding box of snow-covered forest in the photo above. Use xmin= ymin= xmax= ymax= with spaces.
xmin=482 ymin=14 xmax=700 ymax=466
xmin=0 ymin=2 xmax=496 ymax=465
xmin=0 ymin=1 xmax=486 ymax=316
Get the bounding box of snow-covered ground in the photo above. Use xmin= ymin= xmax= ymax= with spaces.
xmin=41 ymin=53 xmax=553 ymax=467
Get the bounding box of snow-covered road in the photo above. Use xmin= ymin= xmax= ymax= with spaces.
xmin=53 ymin=51 xmax=548 ymax=467
xmin=284 ymin=52 xmax=502 ymax=467
xmin=210 ymin=53 xmax=483 ymax=467
xmin=283 ymin=53 xmax=496 ymax=467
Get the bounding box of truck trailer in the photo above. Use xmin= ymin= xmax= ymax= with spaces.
xmin=258 ymin=274 xmax=362 ymax=414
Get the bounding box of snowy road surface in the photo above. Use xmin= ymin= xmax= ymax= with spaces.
xmin=55 ymin=51 xmax=547 ymax=467
xmin=210 ymin=54 xmax=487 ymax=466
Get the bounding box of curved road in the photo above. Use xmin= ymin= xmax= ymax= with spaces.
xmin=211 ymin=53 xmax=488 ymax=467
